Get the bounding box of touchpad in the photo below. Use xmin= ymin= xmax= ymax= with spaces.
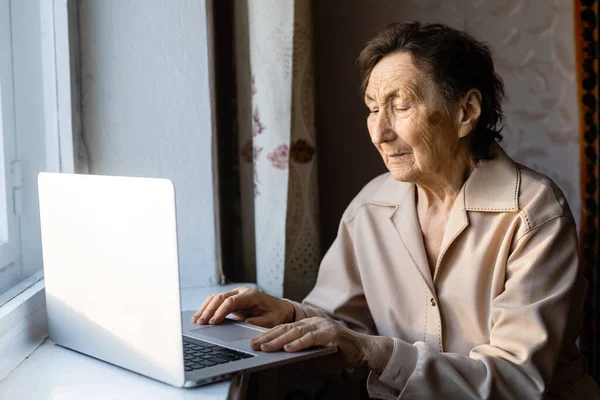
xmin=190 ymin=323 xmax=263 ymax=343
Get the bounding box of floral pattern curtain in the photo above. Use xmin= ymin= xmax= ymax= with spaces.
xmin=234 ymin=0 xmax=321 ymax=300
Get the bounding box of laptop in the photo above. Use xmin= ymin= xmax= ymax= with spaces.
xmin=38 ymin=172 xmax=336 ymax=388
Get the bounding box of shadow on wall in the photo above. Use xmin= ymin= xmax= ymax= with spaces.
xmin=313 ymin=3 xmax=400 ymax=250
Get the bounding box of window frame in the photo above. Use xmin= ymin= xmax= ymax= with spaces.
xmin=0 ymin=0 xmax=22 ymax=294
xmin=0 ymin=0 xmax=76 ymax=307
xmin=0 ymin=0 xmax=77 ymax=379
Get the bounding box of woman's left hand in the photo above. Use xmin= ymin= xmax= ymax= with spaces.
xmin=249 ymin=316 xmax=393 ymax=372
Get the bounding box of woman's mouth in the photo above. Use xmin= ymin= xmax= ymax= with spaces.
xmin=387 ymin=153 xmax=407 ymax=162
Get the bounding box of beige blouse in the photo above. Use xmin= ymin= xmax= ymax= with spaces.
xmin=288 ymin=147 xmax=600 ymax=399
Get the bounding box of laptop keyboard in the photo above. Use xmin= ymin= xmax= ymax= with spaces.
xmin=183 ymin=338 xmax=254 ymax=372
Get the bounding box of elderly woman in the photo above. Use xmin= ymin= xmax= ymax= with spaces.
xmin=193 ymin=22 xmax=600 ymax=399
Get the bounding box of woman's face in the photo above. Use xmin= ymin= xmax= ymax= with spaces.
xmin=365 ymin=52 xmax=462 ymax=183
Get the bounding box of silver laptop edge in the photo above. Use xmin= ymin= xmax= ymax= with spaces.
xmin=38 ymin=172 xmax=335 ymax=389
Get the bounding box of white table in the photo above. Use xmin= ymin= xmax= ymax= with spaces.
xmin=0 ymin=284 xmax=253 ymax=400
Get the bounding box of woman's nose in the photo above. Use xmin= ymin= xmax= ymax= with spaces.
xmin=371 ymin=109 xmax=395 ymax=145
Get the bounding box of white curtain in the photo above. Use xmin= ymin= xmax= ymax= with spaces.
xmin=234 ymin=0 xmax=321 ymax=300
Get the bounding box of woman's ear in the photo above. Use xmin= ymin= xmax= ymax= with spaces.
xmin=457 ymin=89 xmax=482 ymax=139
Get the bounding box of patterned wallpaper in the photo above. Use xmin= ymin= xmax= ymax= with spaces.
xmin=398 ymin=0 xmax=581 ymax=226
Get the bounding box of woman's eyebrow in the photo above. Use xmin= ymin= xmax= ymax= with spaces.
xmin=365 ymin=86 xmax=419 ymax=104
xmin=364 ymin=88 xmax=398 ymax=104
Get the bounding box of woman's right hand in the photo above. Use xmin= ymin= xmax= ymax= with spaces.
xmin=190 ymin=286 xmax=295 ymax=328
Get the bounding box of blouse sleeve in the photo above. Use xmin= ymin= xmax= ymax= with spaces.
xmin=366 ymin=215 xmax=588 ymax=399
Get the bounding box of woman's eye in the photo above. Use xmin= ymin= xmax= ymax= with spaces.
xmin=370 ymin=109 xmax=379 ymax=114
xmin=395 ymin=107 xmax=409 ymax=112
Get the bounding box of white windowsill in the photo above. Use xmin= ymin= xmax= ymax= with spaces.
xmin=0 ymin=278 xmax=48 ymax=380
xmin=0 ymin=270 xmax=45 ymax=308
xmin=1 ymin=339 xmax=235 ymax=399
xmin=0 ymin=282 xmax=255 ymax=397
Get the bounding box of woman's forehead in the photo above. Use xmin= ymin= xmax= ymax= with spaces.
xmin=366 ymin=53 xmax=427 ymax=100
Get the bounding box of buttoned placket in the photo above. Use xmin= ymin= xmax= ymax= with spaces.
xmin=387 ymin=184 xmax=470 ymax=353
xmin=370 ymin=166 xmax=522 ymax=356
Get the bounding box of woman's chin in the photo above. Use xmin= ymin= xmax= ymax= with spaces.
xmin=388 ymin=166 xmax=415 ymax=183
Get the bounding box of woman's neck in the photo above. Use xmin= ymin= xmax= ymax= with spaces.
xmin=414 ymin=146 xmax=476 ymax=212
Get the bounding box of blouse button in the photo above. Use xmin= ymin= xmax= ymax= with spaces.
xmin=430 ymin=298 xmax=436 ymax=307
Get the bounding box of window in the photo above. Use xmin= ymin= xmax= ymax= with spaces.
xmin=0 ymin=0 xmax=26 ymax=305
xmin=0 ymin=0 xmax=75 ymax=307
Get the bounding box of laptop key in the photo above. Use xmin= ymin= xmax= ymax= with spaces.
xmin=198 ymin=342 xmax=217 ymax=348
xmin=183 ymin=339 xmax=217 ymax=348
xmin=200 ymin=360 xmax=217 ymax=367
xmin=182 ymin=339 xmax=254 ymax=362
xmin=221 ymin=354 xmax=242 ymax=361
xmin=208 ymin=357 xmax=229 ymax=364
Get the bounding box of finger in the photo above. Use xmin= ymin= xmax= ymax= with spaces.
xmin=249 ymin=324 xmax=292 ymax=350
xmin=250 ymin=322 xmax=309 ymax=350
xmin=210 ymin=292 xmax=252 ymax=324
xmin=192 ymin=295 xmax=216 ymax=323
xmin=233 ymin=286 xmax=251 ymax=294
xmin=259 ymin=326 xmax=308 ymax=352
xmin=196 ymin=290 xmax=238 ymax=324
xmin=245 ymin=315 xmax=278 ymax=328
xmin=283 ymin=331 xmax=319 ymax=352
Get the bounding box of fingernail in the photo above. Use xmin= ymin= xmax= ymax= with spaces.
xmin=209 ymin=318 xmax=216 ymax=323
xmin=199 ymin=313 xmax=207 ymax=321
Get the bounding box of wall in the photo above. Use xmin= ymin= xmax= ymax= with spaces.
xmin=77 ymin=0 xmax=219 ymax=288
xmin=313 ymin=0 xmax=580 ymax=249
